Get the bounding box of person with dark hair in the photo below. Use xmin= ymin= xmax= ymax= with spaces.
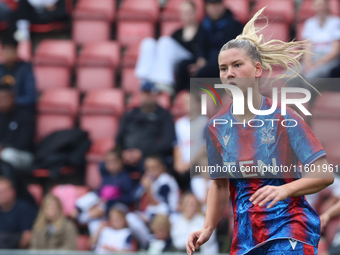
xmin=176 ymin=0 xmax=243 ymax=91
xmin=115 ymin=82 xmax=176 ymax=174
xmin=0 ymin=35 xmax=36 ymax=107
xmin=0 ymin=176 xmax=37 ymax=249
xmin=0 ymin=84 xmax=35 ymax=171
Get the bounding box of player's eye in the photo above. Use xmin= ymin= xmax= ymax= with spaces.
xmin=220 ymin=67 xmax=227 ymax=72
xmin=235 ymin=63 xmax=242 ymax=68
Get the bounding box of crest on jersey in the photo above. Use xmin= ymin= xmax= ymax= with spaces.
xmin=261 ymin=127 xmax=275 ymax=144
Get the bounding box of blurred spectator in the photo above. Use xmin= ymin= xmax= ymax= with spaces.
xmin=0 ymin=0 xmax=17 ymax=23
xmin=170 ymin=193 xmax=218 ymax=253
xmin=0 ymin=84 xmax=35 ymax=171
xmin=30 ymin=195 xmax=77 ymax=250
xmin=135 ymin=0 xmax=203 ymax=94
xmin=176 ymin=0 xmax=243 ymax=90
xmin=116 ymin=82 xmax=176 ymax=174
xmin=148 ymin=214 xmax=174 ymax=253
xmin=173 ymin=91 xmax=208 ymax=191
xmin=302 ymin=0 xmax=340 ymax=79
xmin=92 ymin=203 xmax=135 ymax=253
xmin=127 ymin=155 xmax=180 ymax=249
xmin=0 ymin=176 xmax=37 ymax=249
xmin=9 ymin=0 xmax=69 ymax=41
xmin=0 ymin=35 xmax=36 ymax=107
xmin=76 ymin=149 xmax=135 ymax=226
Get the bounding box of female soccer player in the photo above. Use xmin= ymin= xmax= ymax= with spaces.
xmin=186 ymin=7 xmax=334 ymax=255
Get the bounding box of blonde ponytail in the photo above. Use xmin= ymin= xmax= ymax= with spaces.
xmin=220 ymin=7 xmax=319 ymax=94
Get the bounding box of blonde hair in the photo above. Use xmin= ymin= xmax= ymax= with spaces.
xmin=219 ymin=7 xmax=319 ymax=94
xmin=150 ymin=214 xmax=171 ymax=232
xmin=33 ymin=194 xmax=64 ymax=231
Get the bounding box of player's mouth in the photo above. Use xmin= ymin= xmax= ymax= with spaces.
xmin=229 ymin=81 xmax=237 ymax=86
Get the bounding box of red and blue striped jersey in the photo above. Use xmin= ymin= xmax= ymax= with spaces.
xmin=206 ymin=96 xmax=325 ymax=255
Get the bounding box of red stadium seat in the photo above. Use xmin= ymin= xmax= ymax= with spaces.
xmin=224 ymin=0 xmax=250 ymax=24
xmin=77 ymin=235 xmax=91 ymax=251
xmin=127 ymin=92 xmax=171 ymax=110
xmin=80 ymin=116 xmax=119 ymax=141
xmin=297 ymin=0 xmax=340 ymax=23
xmin=81 ymin=89 xmax=125 ymax=117
xmin=117 ymin=21 xmax=155 ymax=47
xmin=160 ymin=21 xmax=183 ymax=36
xmin=34 ymin=66 xmax=71 ymax=91
xmin=38 ymin=89 xmax=79 ymax=116
xmin=86 ymin=138 xmax=115 ymax=163
xmin=122 ymin=43 xmax=140 ymax=67
xmin=17 ymin=40 xmax=32 ymax=62
xmin=51 ymin=185 xmax=89 ymax=216
xmin=161 ymin=0 xmax=205 ymax=22
xmin=76 ymin=67 xmax=115 ymax=92
xmin=121 ymin=67 xmax=140 ymax=94
xmin=78 ymin=41 xmax=120 ymax=68
xmin=27 ymin=184 xmax=44 ymax=205
xmin=256 ymin=21 xmax=290 ymax=42
xmin=312 ymin=92 xmax=340 ymax=119
xmin=72 ymin=20 xmax=111 ymax=44
xmin=252 ymin=0 xmax=294 ymax=24
xmin=117 ymin=0 xmax=160 ymax=22
xmin=36 ymin=114 xmax=75 ymax=141
xmin=34 ymin=40 xmax=76 ymax=68
xmin=85 ymin=163 xmax=103 ymax=190
xmin=72 ymin=0 xmax=115 ymax=44
xmin=73 ymin=0 xmax=115 ymax=21
xmin=311 ymin=119 xmax=340 ymax=145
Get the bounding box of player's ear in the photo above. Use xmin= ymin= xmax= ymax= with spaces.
xmin=255 ymin=62 xmax=262 ymax=78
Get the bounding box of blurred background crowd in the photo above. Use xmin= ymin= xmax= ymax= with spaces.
xmin=0 ymin=0 xmax=340 ymax=254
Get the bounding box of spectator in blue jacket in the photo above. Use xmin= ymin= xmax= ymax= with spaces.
xmin=0 ymin=34 xmax=36 ymax=108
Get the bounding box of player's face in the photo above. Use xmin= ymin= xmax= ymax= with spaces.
xmin=219 ymin=48 xmax=262 ymax=97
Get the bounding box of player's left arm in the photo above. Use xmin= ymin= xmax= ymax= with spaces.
xmin=250 ymin=158 xmax=334 ymax=208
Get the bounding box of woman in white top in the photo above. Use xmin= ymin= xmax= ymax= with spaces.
xmin=302 ymin=0 xmax=340 ymax=78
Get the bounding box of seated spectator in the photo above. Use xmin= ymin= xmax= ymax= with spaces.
xmin=0 ymin=35 xmax=36 ymax=107
xmin=76 ymin=149 xmax=135 ymax=226
xmin=135 ymin=0 xmax=203 ymax=94
xmin=170 ymin=193 xmax=218 ymax=253
xmin=148 ymin=214 xmax=174 ymax=253
xmin=116 ymin=82 xmax=176 ymax=174
xmin=0 ymin=84 xmax=35 ymax=171
xmin=0 ymin=176 xmax=37 ymax=249
xmin=30 ymin=195 xmax=77 ymax=250
xmin=126 ymin=155 xmax=180 ymax=249
xmin=176 ymin=0 xmax=243 ymax=90
xmin=9 ymin=0 xmax=69 ymax=41
xmin=173 ymin=91 xmax=208 ymax=191
xmin=302 ymin=0 xmax=340 ymax=79
xmin=92 ymin=203 xmax=135 ymax=253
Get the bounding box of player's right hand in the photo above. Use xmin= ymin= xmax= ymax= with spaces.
xmin=186 ymin=228 xmax=212 ymax=255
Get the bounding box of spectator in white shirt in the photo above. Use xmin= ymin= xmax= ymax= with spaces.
xmin=302 ymin=0 xmax=340 ymax=79
xmin=170 ymin=193 xmax=219 ymax=254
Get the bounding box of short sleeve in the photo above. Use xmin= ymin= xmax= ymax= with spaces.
xmin=285 ymin=109 xmax=326 ymax=165
xmin=206 ymin=124 xmax=224 ymax=179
